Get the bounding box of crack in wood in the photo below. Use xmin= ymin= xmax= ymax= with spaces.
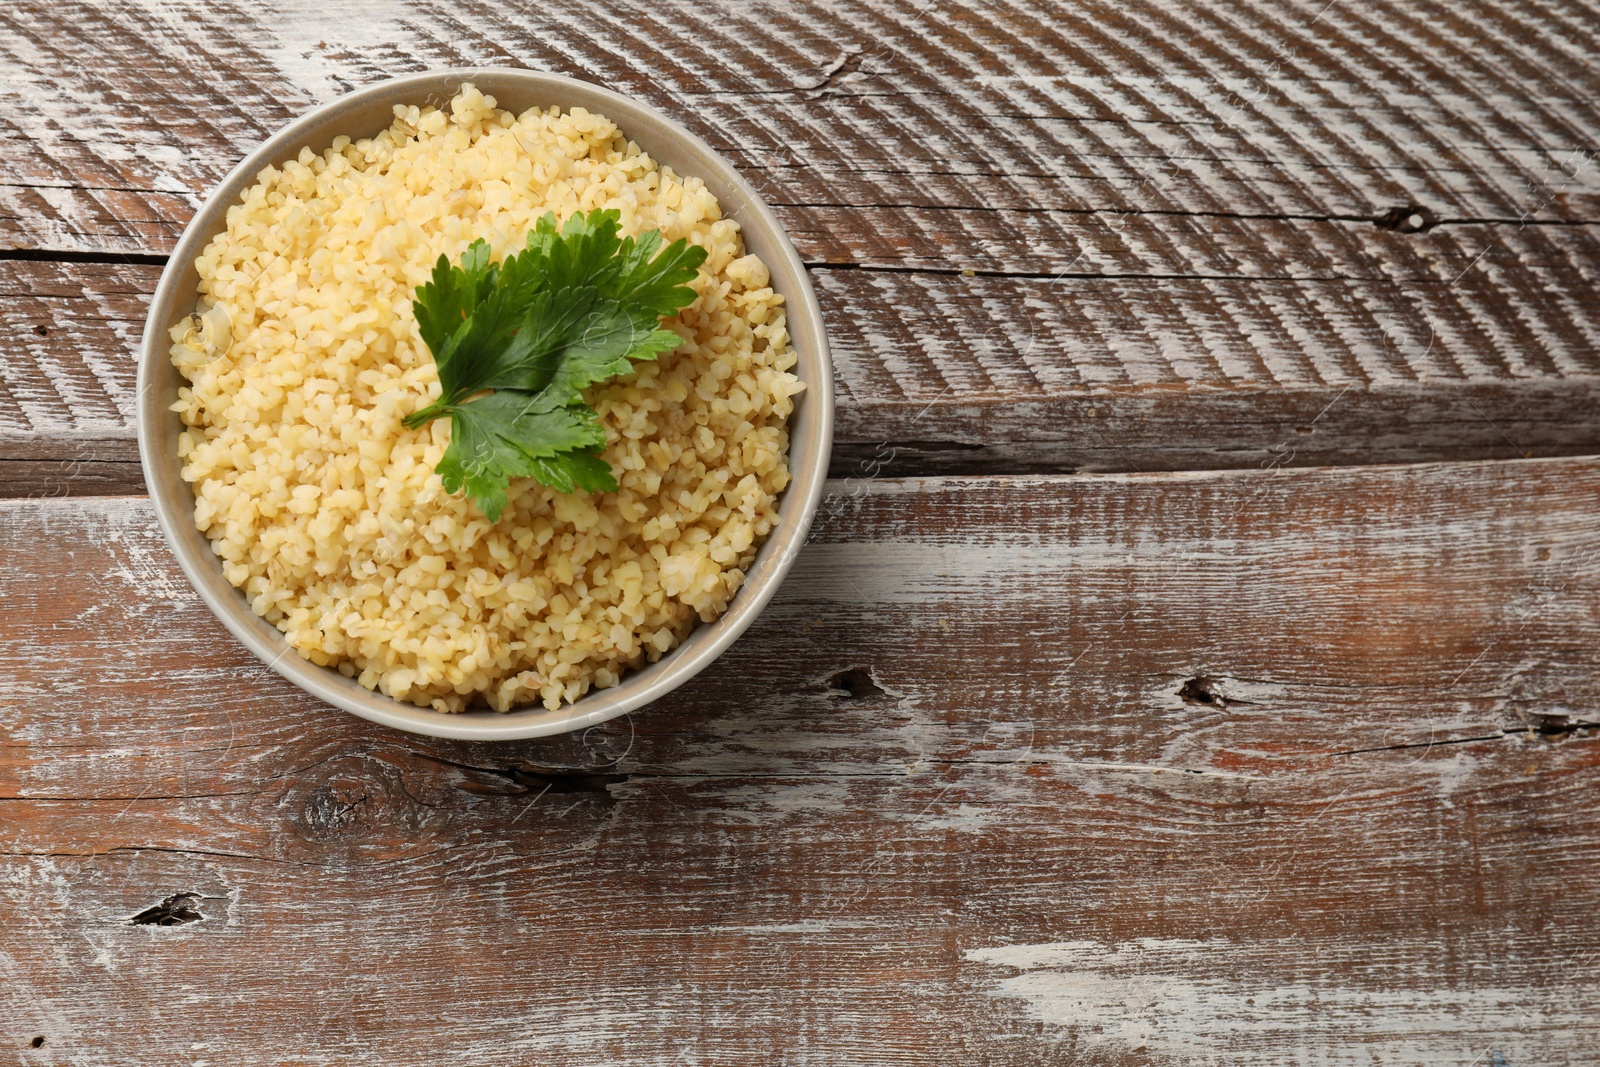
xmin=417 ymin=754 xmax=629 ymax=799
xmin=0 ymin=247 xmax=169 ymax=266
xmin=1333 ymin=720 xmax=1600 ymax=758
xmin=775 ymin=200 xmax=1600 ymax=228
xmin=806 ymin=261 xmax=1400 ymax=283
xmin=3 ymin=210 xmax=1595 ymax=276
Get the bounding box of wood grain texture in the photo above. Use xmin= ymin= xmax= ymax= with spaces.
xmin=6 ymin=0 xmax=1600 ymax=249
xmin=2 ymin=0 xmax=1600 ymax=483
xmin=5 ymin=1 xmax=1600 ymax=1057
xmin=3 ymin=459 xmax=1600 ymax=1064
xmin=9 ymin=247 xmax=1600 ymax=496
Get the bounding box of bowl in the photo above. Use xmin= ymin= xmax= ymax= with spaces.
xmin=137 ymin=68 xmax=833 ymax=741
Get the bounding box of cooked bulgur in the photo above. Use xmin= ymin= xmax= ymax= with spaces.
xmin=170 ymin=84 xmax=801 ymax=712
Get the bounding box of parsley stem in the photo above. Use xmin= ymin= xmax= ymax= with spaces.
xmin=402 ymin=399 xmax=452 ymax=430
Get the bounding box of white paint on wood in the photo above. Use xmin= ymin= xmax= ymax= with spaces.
xmin=707 ymin=919 xmax=843 ymax=935
xmin=245 ymin=0 xmax=408 ymax=103
xmin=964 ymin=937 xmax=1592 ymax=1065
xmin=4 ymin=0 xmax=1600 ymax=246
xmin=3 ymin=464 xmax=1600 ymax=1062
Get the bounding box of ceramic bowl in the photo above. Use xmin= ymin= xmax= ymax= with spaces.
xmin=137 ymin=68 xmax=833 ymax=740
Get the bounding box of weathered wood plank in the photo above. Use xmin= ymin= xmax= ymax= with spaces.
xmin=0 ymin=259 xmax=148 ymax=444
xmin=5 ymin=0 xmax=1600 ymax=480
xmin=2 ymin=460 xmax=1598 ymax=1063
xmin=0 ymin=459 xmax=145 ymax=498
xmin=3 ymin=0 xmax=1600 ymax=258
xmin=6 ymin=0 xmax=1600 ymax=1060
xmin=12 ymin=0 xmax=1600 ymax=479
xmin=7 ymin=246 xmax=1600 ymax=493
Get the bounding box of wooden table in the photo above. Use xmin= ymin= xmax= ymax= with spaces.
xmin=3 ymin=1 xmax=1599 ymax=1062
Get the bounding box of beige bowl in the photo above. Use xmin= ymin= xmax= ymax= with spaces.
xmin=137 ymin=69 xmax=833 ymax=740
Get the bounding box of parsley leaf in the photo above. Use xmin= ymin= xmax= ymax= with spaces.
xmin=432 ymin=391 xmax=611 ymax=521
xmin=402 ymin=209 xmax=707 ymax=521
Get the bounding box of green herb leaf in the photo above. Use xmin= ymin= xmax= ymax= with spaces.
xmin=403 ymin=209 xmax=707 ymax=520
xmin=433 ymin=391 xmax=609 ymax=521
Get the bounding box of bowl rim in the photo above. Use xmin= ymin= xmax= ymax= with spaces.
xmin=136 ymin=67 xmax=833 ymax=741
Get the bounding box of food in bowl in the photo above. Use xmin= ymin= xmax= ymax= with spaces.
xmin=169 ymin=83 xmax=804 ymax=712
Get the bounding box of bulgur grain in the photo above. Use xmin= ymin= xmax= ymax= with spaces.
xmin=170 ymin=85 xmax=802 ymax=712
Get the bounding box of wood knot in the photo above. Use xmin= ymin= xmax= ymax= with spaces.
xmin=1178 ymin=675 xmax=1227 ymax=707
xmin=827 ymin=667 xmax=886 ymax=700
xmin=296 ymin=778 xmax=377 ymax=840
xmin=1521 ymin=713 xmax=1600 ymax=739
xmin=130 ymin=892 xmax=203 ymax=926
xmin=1374 ymin=205 xmax=1438 ymax=233
xmin=283 ymin=752 xmax=421 ymax=848
xmin=274 ymin=748 xmax=627 ymax=863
